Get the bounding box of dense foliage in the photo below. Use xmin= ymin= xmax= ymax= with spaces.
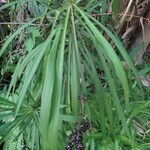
xmin=0 ymin=0 xmax=149 ymax=150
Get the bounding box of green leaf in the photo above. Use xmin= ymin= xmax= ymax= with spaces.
xmin=0 ymin=22 xmax=33 ymax=57
xmin=28 ymin=27 xmax=41 ymax=38
xmin=112 ymin=0 xmax=119 ymax=17
xmin=24 ymin=38 xmax=35 ymax=52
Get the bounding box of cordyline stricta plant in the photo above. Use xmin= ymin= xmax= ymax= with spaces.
xmin=0 ymin=0 xmax=145 ymax=150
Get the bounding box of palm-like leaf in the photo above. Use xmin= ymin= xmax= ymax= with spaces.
xmin=0 ymin=0 xmax=145 ymax=149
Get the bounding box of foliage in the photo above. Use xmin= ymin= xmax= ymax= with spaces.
xmin=0 ymin=0 xmax=149 ymax=150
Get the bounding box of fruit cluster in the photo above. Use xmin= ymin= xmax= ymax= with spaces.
xmin=65 ymin=119 xmax=90 ymax=150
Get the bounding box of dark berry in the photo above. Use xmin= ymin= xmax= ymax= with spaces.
xmin=76 ymin=142 xmax=84 ymax=150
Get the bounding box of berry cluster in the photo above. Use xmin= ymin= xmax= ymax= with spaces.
xmin=65 ymin=119 xmax=90 ymax=150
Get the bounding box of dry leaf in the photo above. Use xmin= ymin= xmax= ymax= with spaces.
xmin=140 ymin=76 xmax=150 ymax=87
xmin=133 ymin=120 xmax=145 ymax=136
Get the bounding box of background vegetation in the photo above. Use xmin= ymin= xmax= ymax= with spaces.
xmin=0 ymin=0 xmax=149 ymax=150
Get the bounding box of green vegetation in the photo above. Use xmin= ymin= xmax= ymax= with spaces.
xmin=0 ymin=0 xmax=149 ymax=150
